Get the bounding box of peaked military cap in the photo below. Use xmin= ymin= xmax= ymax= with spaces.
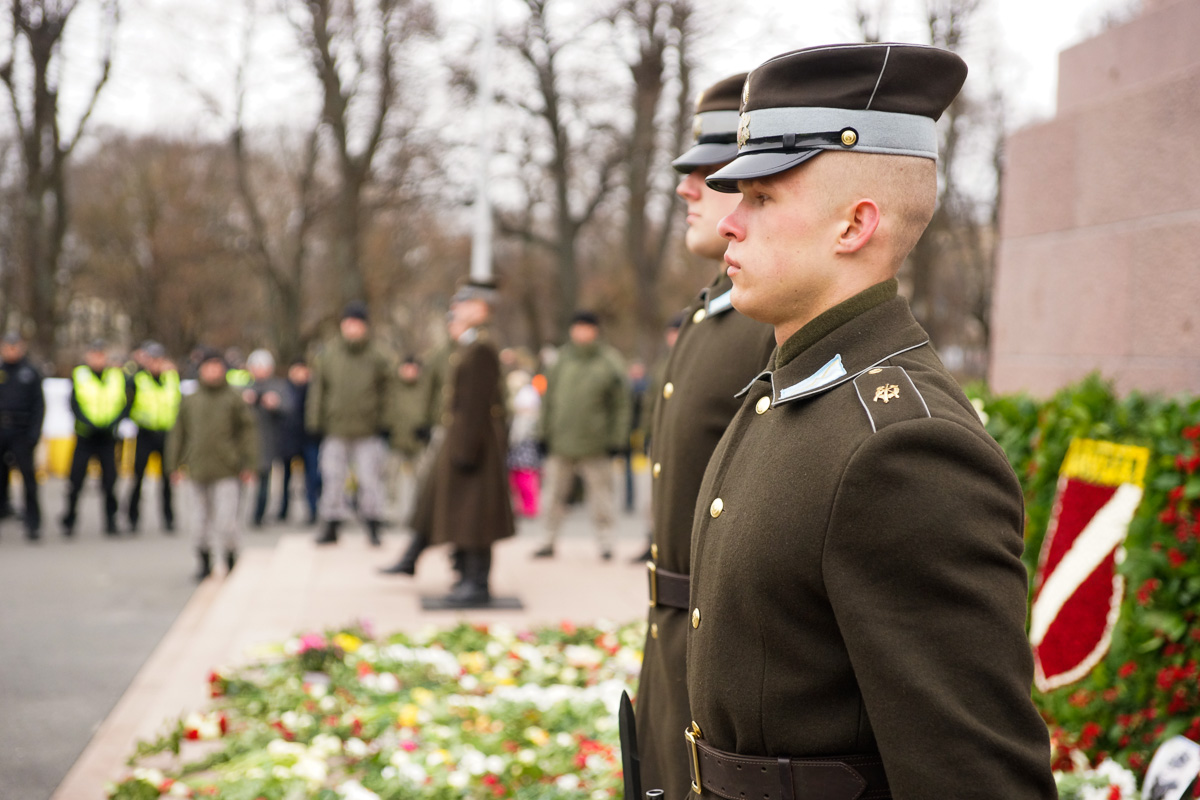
xmin=707 ymin=43 xmax=967 ymax=192
xmin=671 ymin=72 xmax=748 ymax=173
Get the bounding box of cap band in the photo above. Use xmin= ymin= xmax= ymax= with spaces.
xmin=741 ymin=106 xmax=938 ymax=160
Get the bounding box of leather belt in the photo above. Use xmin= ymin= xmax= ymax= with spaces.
xmin=685 ymin=727 xmax=890 ymax=800
xmin=647 ymin=561 xmax=689 ymax=610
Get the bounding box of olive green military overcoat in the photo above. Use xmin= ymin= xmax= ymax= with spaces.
xmin=425 ymin=330 xmax=514 ymax=550
xmin=686 ymin=282 xmax=1057 ymax=799
xmin=635 ymin=272 xmax=775 ymax=799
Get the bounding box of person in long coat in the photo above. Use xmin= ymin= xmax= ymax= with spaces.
xmin=424 ymin=280 xmax=514 ymax=604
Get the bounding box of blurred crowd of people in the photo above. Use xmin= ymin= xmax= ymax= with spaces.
xmin=0 ymin=295 xmax=669 ymax=592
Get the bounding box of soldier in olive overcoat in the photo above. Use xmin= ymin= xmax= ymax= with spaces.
xmin=633 ymin=73 xmax=776 ymax=800
xmin=680 ymin=44 xmax=1057 ymax=799
xmin=423 ymin=280 xmax=514 ymax=604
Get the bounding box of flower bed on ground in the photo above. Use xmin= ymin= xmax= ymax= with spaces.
xmin=108 ymin=620 xmax=643 ymax=800
xmin=972 ymin=375 xmax=1200 ymax=786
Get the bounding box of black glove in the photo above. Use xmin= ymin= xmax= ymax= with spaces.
xmin=415 ymin=425 xmax=431 ymax=444
xmin=536 ymin=440 xmax=549 ymax=459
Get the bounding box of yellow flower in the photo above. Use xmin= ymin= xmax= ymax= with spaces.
xmin=332 ymin=633 xmax=362 ymax=653
xmin=398 ymin=704 xmax=420 ymax=728
xmin=412 ymin=688 xmax=435 ymax=707
xmin=458 ymin=651 xmax=487 ymax=674
xmin=525 ymin=726 xmax=550 ymax=746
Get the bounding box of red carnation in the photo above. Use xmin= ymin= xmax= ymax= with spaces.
xmin=1183 ymin=425 xmax=1200 ymax=441
xmin=1171 ymin=548 xmax=1190 ymax=568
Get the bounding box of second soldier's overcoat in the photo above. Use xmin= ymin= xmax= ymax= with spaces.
xmin=635 ymin=271 xmax=774 ymax=798
xmin=425 ymin=330 xmax=514 ymax=549
xmin=684 ymin=281 xmax=1056 ymax=799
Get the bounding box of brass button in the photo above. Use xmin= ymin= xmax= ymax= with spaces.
xmin=663 ymin=382 xmax=674 ymax=400
xmin=755 ymin=396 xmax=770 ymax=414
xmin=868 ymin=368 xmax=883 ymax=375
xmin=652 ymin=462 xmax=662 ymax=478
xmin=692 ymin=308 xmax=707 ymax=324
xmin=840 ymin=128 xmax=857 ymax=147
xmin=651 ymin=543 xmax=658 ymax=560
xmin=709 ymin=497 xmax=723 ymax=518
xmin=692 ymin=608 xmax=701 ymax=628
xmin=650 ymin=623 xmax=659 ymax=639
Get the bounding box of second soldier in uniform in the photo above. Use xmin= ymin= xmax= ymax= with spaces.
xmin=634 ymin=73 xmax=776 ymax=799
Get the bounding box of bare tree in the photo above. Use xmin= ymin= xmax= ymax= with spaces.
xmin=283 ymin=0 xmax=434 ymax=307
xmin=495 ymin=0 xmax=627 ymax=340
xmin=0 ymin=0 xmax=118 ymax=358
xmin=616 ymin=0 xmax=697 ymax=356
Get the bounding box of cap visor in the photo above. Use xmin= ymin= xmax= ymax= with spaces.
xmin=671 ymin=142 xmax=739 ymax=173
xmin=705 ymin=149 xmax=823 ymax=192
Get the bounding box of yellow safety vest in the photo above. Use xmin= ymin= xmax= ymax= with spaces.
xmin=131 ymin=370 xmax=181 ymax=431
xmin=73 ymin=366 xmax=127 ymax=428
xmin=227 ymin=369 xmax=252 ymax=387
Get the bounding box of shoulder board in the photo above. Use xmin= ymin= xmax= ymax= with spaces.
xmin=852 ymin=366 xmax=930 ymax=433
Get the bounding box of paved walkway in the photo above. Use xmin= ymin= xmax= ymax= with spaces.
xmin=1 ymin=474 xmax=653 ymax=799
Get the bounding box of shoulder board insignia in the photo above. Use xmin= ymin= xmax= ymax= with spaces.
xmin=853 ymin=366 xmax=930 ymax=433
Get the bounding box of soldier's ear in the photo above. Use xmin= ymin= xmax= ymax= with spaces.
xmin=833 ymin=198 xmax=879 ymax=255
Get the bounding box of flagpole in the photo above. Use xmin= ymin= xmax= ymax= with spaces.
xmin=469 ymin=0 xmax=496 ymax=283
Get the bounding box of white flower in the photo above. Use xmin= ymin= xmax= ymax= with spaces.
xmin=310 ymin=733 xmax=342 ymax=758
xmin=484 ymin=755 xmax=506 ymax=774
xmin=518 ymin=749 xmax=537 ymax=764
xmin=389 ymin=749 xmax=411 ymax=766
xmin=400 ymin=763 xmax=427 ymax=784
xmin=556 ymin=774 xmax=581 ymax=791
xmin=447 ymin=770 xmax=470 ymax=789
xmin=337 ymin=779 xmax=380 ymax=800
xmin=132 ymin=768 xmax=165 ymax=785
xmin=308 ymin=682 xmax=328 ymax=699
xmin=167 ymin=782 xmax=191 ymax=797
xmin=564 ymin=644 xmax=602 ymax=668
xmin=460 ymin=674 xmax=479 ymax=691
xmin=381 ymin=766 xmax=398 ymax=780
xmin=970 ymin=397 xmax=990 ymax=426
xmin=345 ymin=737 xmax=370 ymax=758
xmin=555 ymin=732 xmax=574 ymax=747
xmin=281 ymin=710 xmax=300 ymax=729
xmin=427 ymin=750 xmax=447 ymax=767
xmin=298 ymin=713 xmax=315 ymax=729
xmin=293 ymin=755 xmax=328 ymax=785
xmin=272 ymin=765 xmax=292 ymax=779
xmin=461 ymin=747 xmax=488 ymax=775
xmin=585 ymin=753 xmax=606 ymax=770
xmin=319 ymin=695 xmax=337 ymax=712
xmin=267 ymin=739 xmax=306 ymax=759
xmin=560 ymin=666 xmax=580 ymax=683
xmin=377 ymin=672 xmax=400 ymax=693
xmin=485 ymin=641 xmax=505 ymax=658
xmin=591 ymin=791 xmax=609 ymax=800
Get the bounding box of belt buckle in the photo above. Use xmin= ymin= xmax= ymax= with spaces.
xmin=647 ymin=561 xmax=658 ymax=608
xmin=685 ymin=724 xmax=702 ymax=794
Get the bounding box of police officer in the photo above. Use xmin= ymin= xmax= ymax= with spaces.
xmin=0 ymin=332 xmax=45 ymax=540
xmin=633 ymin=74 xmax=777 ymax=798
xmin=62 ymin=339 xmax=130 ymax=537
xmin=125 ymin=341 xmax=181 ymax=533
xmin=681 ymin=44 xmax=1056 ymax=799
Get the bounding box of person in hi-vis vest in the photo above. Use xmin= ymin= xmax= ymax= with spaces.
xmin=62 ymin=340 xmax=131 ymax=537
xmin=125 ymin=341 xmax=181 ymax=533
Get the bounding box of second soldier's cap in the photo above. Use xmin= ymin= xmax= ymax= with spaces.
xmin=2 ymin=331 xmax=22 ymax=345
xmin=707 ymin=43 xmax=967 ymax=192
xmin=671 ymin=73 xmax=748 ymax=174
xmin=144 ymin=341 xmax=166 ymax=359
xmin=342 ymin=300 xmax=369 ymax=322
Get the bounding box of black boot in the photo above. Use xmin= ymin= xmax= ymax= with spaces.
xmin=380 ymin=535 xmax=427 ymax=575
xmin=451 ymin=547 xmax=466 ymax=587
xmin=444 ymin=549 xmax=491 ymax=606
xmin=366 ymin=519 xmax=382 ymax=547
xmin=226 ymin=550 xmax=237 ymax=574
xmin=316 ymin=520 xmax=340 ymax=545
xmin=195 ymin=548 xmax=212 ymax=581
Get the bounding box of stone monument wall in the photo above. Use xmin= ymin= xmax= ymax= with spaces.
xmin=989 ymin=0 xmax=1200 ymax=396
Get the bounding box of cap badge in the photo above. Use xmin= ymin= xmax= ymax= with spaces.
xmin=737 ymin=113 xmax=751 ymax=148
xmin=874 ymin=384 xmax=900 ymax=404
xmin=693 ymin=115 xmax=703 ymax=142
xmin=741 ymin=76 xmax=750 ymax=106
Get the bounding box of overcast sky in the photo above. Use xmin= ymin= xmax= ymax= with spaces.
xmin=52 ymin=0 xmax=1135 ymax=142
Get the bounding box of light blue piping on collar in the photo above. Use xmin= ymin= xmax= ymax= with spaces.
xmin=778 ymin=354 xmax=846 ymax=400
xmin=706 ymin=288 xmax=734 ymax=316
